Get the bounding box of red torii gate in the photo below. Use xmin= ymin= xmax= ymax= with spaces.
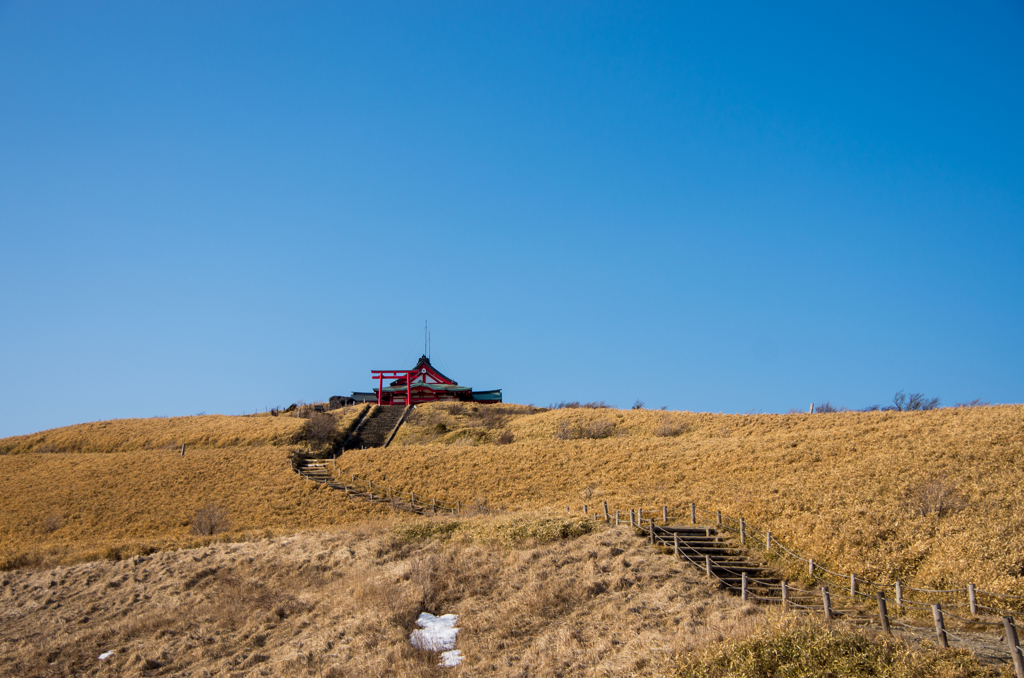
xmin=370 ymin=369 xmax=414 ymax=406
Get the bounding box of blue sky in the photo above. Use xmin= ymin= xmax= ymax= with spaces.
xmin=1 ymin=1 xmax=1022 ymax=437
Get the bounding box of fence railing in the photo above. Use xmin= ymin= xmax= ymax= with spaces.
xmin=590 ymin=499 xmax=1024 ymax=675
xmin=290 ymin=460 xmax=1024 ymax=675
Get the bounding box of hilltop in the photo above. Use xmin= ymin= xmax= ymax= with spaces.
xmin=1 ymin=403 xmax=1019 ymax=676
xmin=1 ymin=403 xmax=1022 ymax=595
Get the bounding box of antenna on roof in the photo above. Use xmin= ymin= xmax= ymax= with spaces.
xmin=424 ymin=321 xmax=427 ymax=357
xmin=429 ymin=331 xmax=431 ymax=359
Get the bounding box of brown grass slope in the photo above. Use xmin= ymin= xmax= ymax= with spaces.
xmin=0 ymin=518 xmax=995 ymax=678
xmin=0 ymin=408 xmax=378 ymax=569
xmin=338 ymin=403 xmax=1024 ymax=595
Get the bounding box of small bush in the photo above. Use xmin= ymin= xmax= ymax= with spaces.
xmin=632 ymin=400 xmax=645 ymax=410
xmin=890 ymin=391 xmax=941 ymax=412
xmin=814 ymin=402 xmax=841 ymax=413
xmin=956 ymin=398 xmax=989 ymax=408
xmin=476 ymin=407 xmax=507 ymax=430
xmin=445 ymin=403 xmax=466 ymax=416
xmin=906 ymin=478 xmax=964 ymax=518
xmin=549 ymin=401 xmax=611 ymax=410
xmin=390 ymin=521 xmax=462 ymax=544
xmin=555 ymin=417 xmax=616 ymax=440
xmin=654 ymin=416 xmax=690 ymax=437
xmin=301 ymin=413 xmax=338 ymax=449
xmin=190 ymin=504 xmax=231 ymax=536
xmin=495 ymin=431 xmax=514 ymax=445
xmin=677 ymin=619 xmax=988 ymax=678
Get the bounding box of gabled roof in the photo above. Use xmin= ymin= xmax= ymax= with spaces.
xmin=389 ymin=355 xmax=458 ymax=387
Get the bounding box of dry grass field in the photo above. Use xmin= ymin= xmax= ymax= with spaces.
xmin=0 ymin=408 xmax=375 ymax=569
xmin=341 ymin=403 xmax=1024 ymax=596
xmin=0 ymin=517 xmax=997 ymax=678
xmin=0 ymin=402 xmax=1020 ymax=676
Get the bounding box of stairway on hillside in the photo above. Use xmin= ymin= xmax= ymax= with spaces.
xmin=651 ymin=525 xmax=864 ymax=616
xmin=345 ymin=405 xmax=408 ymax=449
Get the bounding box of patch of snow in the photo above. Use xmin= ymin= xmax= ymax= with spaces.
xmin=98 ymin=651 xmax=114 ymax=661
xmin=439 ymin=650 xmax=464 ymax=667
xmin=410 ymin=612 xmax=459 ymax=652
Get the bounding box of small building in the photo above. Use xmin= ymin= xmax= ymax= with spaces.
xmin=351 ymin=355 xmax=501 ymax=406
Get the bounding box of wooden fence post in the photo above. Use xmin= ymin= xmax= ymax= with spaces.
xmin=615 ymin=511 xmax=619 ymax=526
xmin=690 ymin=502 xmax=695 ymax=525
xmin=705 ymin=554 xmax=712 ymax=578
xmin=649 ymin=519 xmax=655 ymax=546
xmin=895 ymin=581 xmax=902 ymax=610
xmin=604 ymin=501 xmax=609 ymax=522
xmin=932 ymin=604 xmax=948 ymax=648
xmin=583 ymin=504 xmax=588 ymax=515
xmin=629 ymin=509 xmax=635 ymax=528
xmin=809 ymin=559 xmax=814 ymax=577
xmin=716 ymin=510 xmax=722 ymax=526
xmin=877 ymin=592 xmax=891 ymax=635
xmin=456 ymin=500 xmax=461 ymax=515
xmin=740 ymin=518 xmax=746 ymax=545
xmin=1003 ymin=616 xmax=1024 ymax=678
xmin=638 ymin=507 xmax=643 ymax=524
xmin=663 ymin=505 xmax=668 ymax=523
xmin=850 ymin=573 xmax=857 ymax=599
xmin=782 ymin=581 xmax=789 ymax=610
xmin=741 ymin=573 xmax=749 ymax=601
xmin=968 ymin=583 xmax=977 ymax=615
xmin=673 ymin=533 xmax=679 ymax=557
xmin=822 ymin=586 xmax=833 ymax=621
xmin=766 ymin=530 xmax=772 ymax=552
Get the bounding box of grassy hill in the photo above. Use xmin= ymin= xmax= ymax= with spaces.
xmin=2 ymin=402 xmax=1021 ymax=598
xmin=0 ymin=408 xmax=382 ymax=569
xmin=1 ymin=402 xmax=1019 ymax=677
xmin=336 ymin=403 xmax=1024 ymax=596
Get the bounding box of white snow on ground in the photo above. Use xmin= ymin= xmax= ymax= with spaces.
xmin=410 ymin=612 xmax=463 ymax=666
xmin=439 ymin=650 xmax=464 ymax=667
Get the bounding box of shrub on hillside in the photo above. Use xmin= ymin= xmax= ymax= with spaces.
xmin=906 ymin=478 xmax=964 ymax=518
xmin=190 ymin=504 xmax=231 ymax=536
xmin=890 ymin=391 xmax=940 ymax=412
xmin=677 ymin=618 xmax=989 ymax=678
xmin=496 ymin=431 xmax=515 ymax=445
xmin=550 ymin=401 xmax=611 ymax=410
xmin=814 ymin=402 xmax=842 ymax=413
xmin=555 ymin=417 xmax=616 ymax=440
xmin=477 ymin=407 xmax=508 ymax=430
xmin=301 ymin=413 xmax=338 ymax=449
xmin=654 ymin=416 xmax=690 ymax=437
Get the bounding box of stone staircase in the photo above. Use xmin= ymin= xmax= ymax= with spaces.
xmin=344 ymin=405 xmax=409 ymax=450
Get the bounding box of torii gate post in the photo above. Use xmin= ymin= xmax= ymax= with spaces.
xmin=371 ymin=370 xmax=415 ymax=406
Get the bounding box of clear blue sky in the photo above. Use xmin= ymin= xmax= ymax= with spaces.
xmin=2 ymin=2 xmax=1022 ymax=437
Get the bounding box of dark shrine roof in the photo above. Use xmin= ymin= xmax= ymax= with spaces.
xmin=390 ymin=355 xmax=458 ymax=386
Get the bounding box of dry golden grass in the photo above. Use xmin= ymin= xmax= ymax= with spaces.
xmin=342 ymin=403 xmax=1024 ymax=596
xmin=0 ymin=444 xmax=388 ymax=569
xmin=4 ymin=517 xmax=991 ymax=678
xmin=1 ymin=402 xmax=1021 ymax=597
xmin=0 ymin=407 xmax=367 ymax=456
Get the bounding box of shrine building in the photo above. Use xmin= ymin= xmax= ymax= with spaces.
xmin=351 ymin=355 xmax=502 ymax=406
